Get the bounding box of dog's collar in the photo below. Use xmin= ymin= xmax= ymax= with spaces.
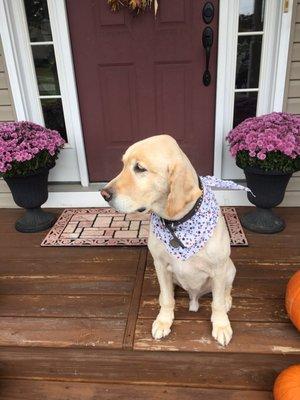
xmin=160 ymin=177 xmax=203 ymax=248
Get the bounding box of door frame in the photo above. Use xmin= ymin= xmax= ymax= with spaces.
xmin=0 ymin=0 xmax=89 ymax=186
xmin=0 ymin=0 xmax=295 ymax=186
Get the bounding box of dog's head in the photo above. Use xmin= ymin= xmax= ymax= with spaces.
xmin=101 ymin=135 xmax=202 ymax=220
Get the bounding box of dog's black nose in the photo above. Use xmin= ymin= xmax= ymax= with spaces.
xmin=101 ymin=188 xmax=113 ymax=202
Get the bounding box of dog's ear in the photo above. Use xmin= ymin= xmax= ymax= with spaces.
xmin=166 ymin=159 xmax=200 ymax=219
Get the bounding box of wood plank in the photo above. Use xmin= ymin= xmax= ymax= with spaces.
xmin=0 ymin=208 xmax=45 ymax=224
xmin=233 ymin=261 xmax=300 ymax=277
xmin=290 ymin=62 xmax=300 ymax=79
xmin=0 ymin=211 xmax=142 ymax=262
xmin=296 ymin=4 xmax=300 ymax=22
xmin=223 ymin=260 xmax=300 ymax=271
xmin=0 ymin=54 xmax=4 ymax=72
xmin=0 ymin=206 xmax=298 ymax=396
xmin=234 ymin=247 xmax=300 ymax=262
xmin=0 ymin=258 xmax=140 ymax=276
xmin=231 ymin=278 xmax=287 ymax=299
xmin=145 ymin=259 xmax=300 ymax=277
xmin=0 ymin=244 xmax=140 ymax=262
xmin=286 ymin=98 xmax=300 ymax=114
xmin=0 ymin=105 xmax=14 ymax=121
xmin=0 ymin=228 xmax=145 ymax=250
xmin=0 ymin=232 xmax=67 ymax=247
xmin=0 ymin=88 xmax=11 ymax=105
xmin=134 ymin=320 xmax=300 ymax=354
xmin=0 ymin=295 xmax=130 ymax=318
xmin=0 ymin=317 xmax=126 ymax=348
xmin=139 ymin=297 xmax=288 ymax=323
xmin=287 ymin=79 xmax=300 ymax=97
xmin=294 ymin=22 xmax=300 ymax=41
xmin=0 ymin=274 xmax=134 ymax=295
xmin=233 ymin=232 xmax=300 ymax=249
xmin=0 ymin=231 xmax=140 ymax=262
xmin=0 ymin=208 xmax=300 ymax=262
xmin=0 ymin=73 xmax=8 ymax=89
xmin=0 ymin=347 xmax=298 ymax=391
xmin=145 ymin=257 xmax=300 ymax=278
xmin=123 ymin=248 xmax=148 ymax=349
xmin=292 ymin=43 xmax=300 ymax=61
xmin=0 ymin=379 xmax=273 ymax=400
xmin=142 ymin=270 xmax=292 ymax=299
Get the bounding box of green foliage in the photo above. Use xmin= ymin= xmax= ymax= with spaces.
xmin=236 ymin=150 xmax=300 ymax=173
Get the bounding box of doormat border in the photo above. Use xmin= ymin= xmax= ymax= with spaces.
xmin=41 ymin=207 xmax=248 ymax=247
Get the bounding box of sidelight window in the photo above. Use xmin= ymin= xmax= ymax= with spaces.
xmin=233 ymin=0 xmax=265 ymax=127
xmin=23 ymin=0 xmax=67 ymax=141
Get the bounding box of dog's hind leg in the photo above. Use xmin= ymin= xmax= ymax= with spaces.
xmin=188 ymin=290 xmax=200 ymax=312
xmin=188 ymin=277 xmax=212 ymax=312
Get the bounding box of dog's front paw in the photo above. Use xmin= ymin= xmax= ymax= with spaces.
xmin=212 ymin=321 xmax=233 ymax=346
xmin=152 ymin=318 xmax=172 ymax=340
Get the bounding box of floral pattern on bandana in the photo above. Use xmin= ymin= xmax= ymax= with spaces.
xmin=150 ymin=176 xmax=251 ymax=261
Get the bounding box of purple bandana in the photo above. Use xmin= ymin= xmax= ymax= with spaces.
xmin=150 ymin=176 xmax=251 ymax=261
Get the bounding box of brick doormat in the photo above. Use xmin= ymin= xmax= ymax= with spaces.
xmin=41 ymin=207 xmax=248 ymax=247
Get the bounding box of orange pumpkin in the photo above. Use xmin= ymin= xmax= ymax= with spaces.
xmin=273 ymin=365 xmax=300 ymax=400
xmin=285 ymin=270 xmax=300 ymax=331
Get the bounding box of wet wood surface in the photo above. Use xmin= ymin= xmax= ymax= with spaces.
xmin=0 ymin=207 xmax=299 ymax=399
xmin=134 ymin=319 xmax=300 ymax=353
xmin=135 ymin=208 xmax=300 ymax=355
xmin=1 ymin=347 xmax=298 ymax=390
xmin=0 ymin=379 xmax=273 ymax=400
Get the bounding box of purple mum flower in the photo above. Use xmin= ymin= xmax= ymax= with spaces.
xmin=0 ymin=121 xmax=65 ymax=175
xmin=226 ymin=112 xmax=300 ymax=160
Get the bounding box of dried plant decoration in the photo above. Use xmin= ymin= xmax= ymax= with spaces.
xmin=107 ymin=0 xmax=158 ymax=15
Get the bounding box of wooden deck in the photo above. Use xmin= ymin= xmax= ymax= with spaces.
xmin=0 ymin=207 xmax=299 ymax=399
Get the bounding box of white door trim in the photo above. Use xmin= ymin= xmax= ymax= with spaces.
xmin=0 ymin=0 xmax=89 ymax=186
xmin=214 ymin=0 xmax=239 ymax=178
xmin=214 ymin=0 xmax=292 ymax=180
xmin=47 ymin=0 xmax=88 ymax=186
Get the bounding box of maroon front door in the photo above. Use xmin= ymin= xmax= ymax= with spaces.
xmin=67 ymin=0 xmax=218 ymax=181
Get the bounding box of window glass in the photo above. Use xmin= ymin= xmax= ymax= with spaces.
xmin=41 ymin=98 xmax=67 ymax=142
xmin=24 ymin=0 xmax=52 ymax=42
xmin=233 ymin=92 xmax=258 ymax=127
xmin=239 ymin=0 xmax=265 ymax=32
xmin=32 ymin=45 xmax=60 ymax=95
xmin=24 ymin=0 xmax=68 ymax=142
xmin=236 ymin=35 xmax=262 ymax=89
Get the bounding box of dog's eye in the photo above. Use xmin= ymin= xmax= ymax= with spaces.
xmin=134 ymin=163 xmax=147 ymax=173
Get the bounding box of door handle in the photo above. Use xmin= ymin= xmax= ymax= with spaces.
xmin=202 ymin=27 xmax=213 ymax=86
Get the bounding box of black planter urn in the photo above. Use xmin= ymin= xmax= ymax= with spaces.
xmin=4 ymin=167 xmax=56 ymax=233
xmin=241 ymin=166 xmax=292 ymax=234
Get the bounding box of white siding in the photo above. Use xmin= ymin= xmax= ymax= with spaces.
xmin=284 ymin=1 xmax=300 ymax=189
xmin=0 ymin=36 xmax=16 ymax=195
xmin=284 ymin=1 xmax=300 ymax=114
xmin=0 ymin=36 xmax=16 ymax=122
